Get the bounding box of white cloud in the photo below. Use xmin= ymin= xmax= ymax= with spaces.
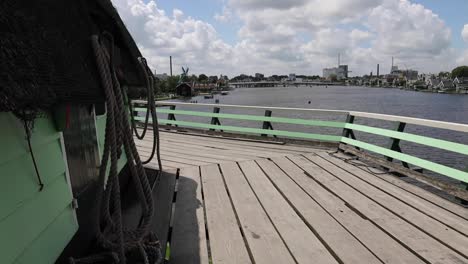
xmin=214 ymin=6 xmax=233 ymax=22
xmin=112 ymin=0 xmax=458 ymax=76
xmin=462 ymin=24 xmax=468 ymax=43
xmin=111 ymin=0 xmax=233 ymax=75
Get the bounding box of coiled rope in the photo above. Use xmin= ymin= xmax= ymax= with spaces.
xmin=69 ymin=33 xmax=162 ymax=264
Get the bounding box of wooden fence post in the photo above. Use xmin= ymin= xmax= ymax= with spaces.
xmin=261 ymin=110 xmax=276 ymax=137
xmin=210 ymin=107 xmax=222 ymax=132
xmin=167 ymin=105 xmax=177 ymax=127
xmin=386 ymin=122 xmax=410 ymax=168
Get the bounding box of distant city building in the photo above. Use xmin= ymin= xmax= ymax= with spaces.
xmin=404 ymin=70 xmax=419 ymax=81
xmin=288 ymin=73 xmax=296 ymax=81
xmin=322 ymin=65 xmax=348 ymax=80
xmin=390 ymin=65 xmax=418 ymax=81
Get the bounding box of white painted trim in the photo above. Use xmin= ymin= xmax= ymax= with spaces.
xmin=349 ymin=111 xmax=468 ymax=133
xmin=150 ymin=101 xmax=349 ymax=115
xmin=132 ymin=101 xmax=468 ymax=132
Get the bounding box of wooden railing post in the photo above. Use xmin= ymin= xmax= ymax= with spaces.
xmin=167 ymin=105 xmax=177 ymax=127
xmin=261 ymin=110 xmax=276 ymax=137
xmin=210 ymin=107 xmax=222 ymax=132
xmin=386 ymin=122 xmax=410 ymax=168
xmin=342 ymin=114 xmax=356 ymax=139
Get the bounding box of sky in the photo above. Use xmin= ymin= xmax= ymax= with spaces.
xmin=111 ymin=0 xmax=468 ymax=77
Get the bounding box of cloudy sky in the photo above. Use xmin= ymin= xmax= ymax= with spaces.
xmin=112 ymin=0 xmax=468 ymax=77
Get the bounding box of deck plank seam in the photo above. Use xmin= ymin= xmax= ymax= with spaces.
xmin=156 ymin=132 xmax=310 ymax=155
xmin=284 ymin=156 xmax=431 ymax=264
xmin=157 ymin=131 xmax=318 ymax=153
xmin=301 ymin=154 xmax=468 ymax=260
xmin=158 ymin=138 xmax=273 ymax=159
xmin=216 ymin=164 xmax=256 ymax=264
xmin=331 ymin=152 xmax=468 ymax=220
xmin=233 ymin=162 xmax=299 ymax=264
xmin=197 ymin=166 xmax=213 ymax=264
xmin=317 ymin=153 xmax=468 ymax=236
xmin=165 ymin=168 xmax=179 ymax=261
xmin=255 ymin=159 xmax=346 ymax=264
xmin=271 ymin=156 xmax=389 ymax=263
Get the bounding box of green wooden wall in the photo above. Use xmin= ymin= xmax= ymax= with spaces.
xmin=0 ymin=112 xmax=78 ymax=264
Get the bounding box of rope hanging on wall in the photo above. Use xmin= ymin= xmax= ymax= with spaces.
xmin=69 ymin=33 xmax=162 ymax=264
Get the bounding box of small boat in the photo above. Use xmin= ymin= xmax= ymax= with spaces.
xmin=204 ymin=94 xmax=214 ymax=99
xmin=221 ymin=91 xmax=229 ymax=95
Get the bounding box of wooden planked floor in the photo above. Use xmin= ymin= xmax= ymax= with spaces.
xmin=136 ymin=131 xmax=468 ymax=264
xmin=136 ymin=130 xmax=324 ymax=170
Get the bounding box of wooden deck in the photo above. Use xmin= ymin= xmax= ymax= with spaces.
xmin=136 ymin=131 xmax=468 ymax=264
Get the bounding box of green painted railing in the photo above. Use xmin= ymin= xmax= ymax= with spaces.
xmin=132 ymin=101 xmax=468 ymax=187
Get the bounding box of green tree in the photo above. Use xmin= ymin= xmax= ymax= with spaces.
xmin=438 ymin=71 xmax=451 ymax=78
xmin=451 ymin=66 xmax=468 ymax=78
xmin=164 ymin=75 xmax=179 ymax=93
xmin=208 ymin=75 xmax=218 ymax=83
xmin=198 ymin=74 xmax=208 ymax=82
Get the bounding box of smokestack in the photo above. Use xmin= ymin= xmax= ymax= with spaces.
xmin=377 ymin=64 xmax=380 ymax=77
xmin=391 ymin=56 xmax=394 ymax=69
xmin=170 ymin=56 xmax=173 ymax=76
xmin=338 ymin=53 xmax=341 ymax=67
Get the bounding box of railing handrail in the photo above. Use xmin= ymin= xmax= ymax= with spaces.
xmin=133 ymin=100 xmax=468 ymax=132
xmin=132 ymin=101 xmax=468 ymax=198
xmin=134 ymin=100 xmax=348 ymax=115
xmin=349 ymin=111 xmax=468 ymax=133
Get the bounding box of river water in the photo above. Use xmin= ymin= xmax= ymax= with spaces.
xmin=166 ymin=86 xmax=468 ymax=181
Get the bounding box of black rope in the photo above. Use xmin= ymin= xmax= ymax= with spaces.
xmin=69 ymin=33 xmax=162 ymax=264
xmin=22 ymin=114 xmax=44 ymax=191
xmin=128 ymin=57 xmax=162 ymax=171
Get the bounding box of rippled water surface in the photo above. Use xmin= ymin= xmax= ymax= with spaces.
xmin=163 ymin=86 xmax=468 ymax=177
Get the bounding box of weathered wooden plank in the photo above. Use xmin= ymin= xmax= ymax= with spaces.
xmin=161 ymin=134 xmax=290 ymax=156
xmin=266 ymin=157 xmax=424 ymax=264
xmin=158 ymin=131 xmax=316 ymax=153
xmin=288 ymin=155 xmax=467 ymax=263
xmin=138 ymin=137 xmax=262 ymax=161
xmin=200 ymin=164 xmax=252 ymax=264
xmin=307 ymin=153 xmax=468 ymax=256
xmin=238 ymin=160 xmax=338 ymax=264
xmin=159 ymin=132 xmax=311 ymax=156
xmin=138 ymin=147 xmax=211 ymax=166
xmin=317 ymin=152 xmax=468 ymax=236
xmin=171 ymin=167 xmax=209 ymax=264
xmin=138 ymin=143 xmax=230 ymax=164
xmin=159 ymin=136 xmax=288 ymax=158
xmin=159 ymin=130 xmax=321 ymax=152
xmin=142 ymin=159 xmax=186 ymax=170
xmin=332 ymin=151 xmax=468 ymax=220
xmin=339 ymin=144 xmax=468 ymax=200
xmin=154 ymin=138 xmax=258 ymax=160
xmin=218 ymin=162 xmax=295 ymax=264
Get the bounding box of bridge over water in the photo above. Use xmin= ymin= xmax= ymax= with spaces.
xmin=229 ymin=81 xmax=343 ymax=88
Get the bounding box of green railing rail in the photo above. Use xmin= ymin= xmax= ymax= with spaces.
xmin=132 ymin=101 xmax=468 ymax=189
